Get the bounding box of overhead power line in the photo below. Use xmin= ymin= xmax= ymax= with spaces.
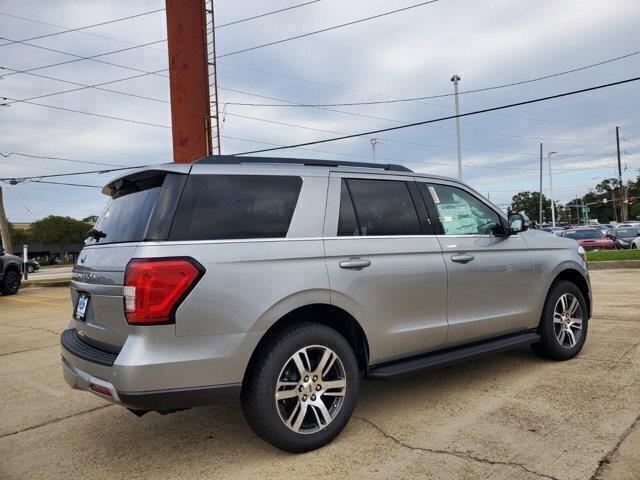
xmin=226 ymin=49 xmax=640 ymax=107
xmin=0 ymin=164 xmax=149 ymax=182
xmin=1 ymin=36 xmax=166 ymax=77
xmin=31 ymin=180 xmax=102 ymax=189
xmin=217 ymin=1 xmax=439 ymax=57
xmin=233 ymin=75 xmax=640 ymax=156
xmin=0 ymin=152 xmax=123 ymax=167
xmin=0 ymin=8 xmax=164 ymax=46
xmin=214 ymin=1 xmax=322 ymax=28
xmin=2 ymin=97 xmax=171 ymax=128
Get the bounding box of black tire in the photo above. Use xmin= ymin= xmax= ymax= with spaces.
xmin=532 ymin=280 xmax=588 ymax=360
xmin=241 ymin=322 xmax=360 ymax=453
xmin=1 ymin=270 xmax=21 ymax=295
xmin=27 ymin=265 xmax=35 ymax=273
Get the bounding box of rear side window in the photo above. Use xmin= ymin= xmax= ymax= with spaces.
xmin=169 ymin=175 xmax=302 ymax=241
xmin=340 ymin=179 xmax=421 ymax=236
xmin=88 ymin=178 xmax=163 ymax=245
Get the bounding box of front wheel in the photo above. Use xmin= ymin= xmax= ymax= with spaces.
xmin=1 ymin=270 xmax=21 ymax=295
xmin=532 ymin=280 xmax=588 ymax=360
xmin=241 ymin=323 xmax=360 ymax=452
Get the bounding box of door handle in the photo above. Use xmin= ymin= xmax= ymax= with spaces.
xmin=339 ymin=257 xmax=371 ymax=270
xmin=451 ymin=253 xmax=475 ymax=264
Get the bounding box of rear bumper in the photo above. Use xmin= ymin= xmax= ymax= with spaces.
xmin=60 ymin=327 xmax=260 ymax=410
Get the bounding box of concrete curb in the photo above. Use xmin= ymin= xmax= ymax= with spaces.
xmin=588 ymin=260 xmax=640 ymax=270
xmin=22 ymin=279 xmax=70 ymax=288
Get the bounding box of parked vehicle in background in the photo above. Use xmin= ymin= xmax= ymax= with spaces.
xmin=606 ymin=228 xmax=640 ymax=249
xmin=596 ymin=224 xmax=614 ymax=233
xmin=0 ymin=247 xmax=22 ymax=295
xmin=632 ymin=235 xmax=640 ymax=250
xmin=616 ymin=222 xmax=640 ymax=230
xmin=60 ymin=157 xmax=592 ymax=452
xmin=25 ymin=259 xmax=40 ymax=273
xmin=560 ymin=228 xmax=615 ymax=251
xmin=542 ymin=227 xmax=565 ymax=236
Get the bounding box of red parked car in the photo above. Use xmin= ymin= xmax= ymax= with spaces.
xmin=560 ymin=228 xmax=615 ymax=250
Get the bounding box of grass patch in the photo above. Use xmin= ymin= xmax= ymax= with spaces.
xmin=586 ymin=249 xmax=640 ymax=262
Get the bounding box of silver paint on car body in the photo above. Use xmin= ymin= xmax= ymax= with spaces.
xmin=63 ymin=162 xmax=591 ymax=402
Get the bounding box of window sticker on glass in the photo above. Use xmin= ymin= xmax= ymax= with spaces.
xmin=436 ymin=203 xmax=478 ymax=235
xmin=428 ymin=186 xmax=440 ymax=204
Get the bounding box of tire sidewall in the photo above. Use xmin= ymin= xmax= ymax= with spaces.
xmin=540 ymin=280 xmax=588 ymax=360
xmin=251 ymin=325 xmax=359 ymax=452
xmin=2 ymin=271 xmax=20 ymax=295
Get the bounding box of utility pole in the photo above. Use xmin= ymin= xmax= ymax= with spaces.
xmin=615 ymin=126 xmax=628 ymax=222
xmin=370 ymin=138 xmax=381 ymax=163
xmin=539 ymin=143 xmax=543 ymax=224
xmin=547 ymin=151 xmax=558 ymax=227
xmin=165 ymin=0 xmax=213 ymax=163
xmin=451 ymin=74 xmax=463 ymax=180
xmin=0 ymin=187 xmax=13 ymax=255
xmin=207 ymin=0 xmax=222 ymax=153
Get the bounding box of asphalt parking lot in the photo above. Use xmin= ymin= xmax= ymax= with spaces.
xmin=1 ymin=269 xmax=639 ymax=480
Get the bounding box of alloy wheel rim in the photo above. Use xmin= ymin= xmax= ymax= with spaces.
xmin=553 ymin=293 xmax=583 ymax=348
xmin=275 ymin=345 xmax=346 ymax=434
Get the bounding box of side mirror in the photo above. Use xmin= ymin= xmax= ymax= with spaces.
xmin=508 ymin=213 xmax=528 ymax=233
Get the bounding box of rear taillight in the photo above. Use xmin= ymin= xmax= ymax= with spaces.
xmin=124 ymin=258 xmax=204 ymax=325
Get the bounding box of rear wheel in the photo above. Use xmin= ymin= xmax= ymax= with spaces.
xmin=532 ymin=280 xmax=588 ymax=360
xmin=241 ymin=323 xmax=359 ymax=452
xmin=1 ymin=270 xmax=21 ymax=295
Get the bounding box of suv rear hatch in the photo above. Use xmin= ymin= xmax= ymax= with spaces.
xmin=70 ymin=165 xmax=189 ymax=351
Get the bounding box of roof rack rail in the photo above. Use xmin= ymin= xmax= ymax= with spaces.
xmin=195 ymin=155 xmax=413 ymax=172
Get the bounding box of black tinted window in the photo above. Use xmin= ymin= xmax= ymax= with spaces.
xmin=169 ymin=175 xmax=302 ymax=240
xmin=345 ymin=179 xmax=421 ymax=236
xmin=88 ymin=181 xmax=162 ymax=245
xmin=338 ymin=180 xmax=360 ymax=236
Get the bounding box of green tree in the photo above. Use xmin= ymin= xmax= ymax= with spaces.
xmin=29 ymin=216 xmax=92 ymax=257
xmin=82 ymin=215 xmax=99 ymax=223
xmin=510 ymin=191 xmax=550 ymax=222
xmin=8 ymin=223 xmax=32 ymax=251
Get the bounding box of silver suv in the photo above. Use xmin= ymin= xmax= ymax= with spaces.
xmin=61 ymin=156 xmax=591 ymax=452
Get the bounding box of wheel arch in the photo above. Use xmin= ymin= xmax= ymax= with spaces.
xmin=547 ymin=268 xmax=591 ymax=318
xmin=244 ymin=303 xmax=370 ymax=387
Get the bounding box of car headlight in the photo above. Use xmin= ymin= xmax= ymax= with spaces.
xmin=577 ymin=245 xmax=587 ymax=265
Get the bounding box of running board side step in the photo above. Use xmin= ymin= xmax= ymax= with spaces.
xmin=366 ymin=332 xmax=540 ymax=380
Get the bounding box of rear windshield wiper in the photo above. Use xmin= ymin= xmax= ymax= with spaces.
xmin=86 ymin=229 xmax=107 ymax=241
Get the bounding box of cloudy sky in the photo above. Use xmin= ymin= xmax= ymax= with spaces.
xmin=1 ymin=0 xmax=639 ymax=221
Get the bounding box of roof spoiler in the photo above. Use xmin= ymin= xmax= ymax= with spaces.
xmin=102 ymin=164 xmax=191 ymax=197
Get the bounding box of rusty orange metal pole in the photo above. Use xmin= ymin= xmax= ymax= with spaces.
xmin=165 ymin=0 xmax=213 ymax=163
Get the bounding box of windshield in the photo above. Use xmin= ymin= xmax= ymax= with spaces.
xmin=87 ymin=183 xmax=162 ymax=245
xmin=565 ymin=229 xmax=604 ymax=240
xmin=616 ymin=228 xmax=638 ymax=237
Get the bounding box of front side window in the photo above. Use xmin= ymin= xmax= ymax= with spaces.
xmin=424 ymin=183 xmax=502 ymax=235
xmin=169 ymin=175 xmax=302 ymax=241
xmin=339 ymin=179 xmax=421 ymax=236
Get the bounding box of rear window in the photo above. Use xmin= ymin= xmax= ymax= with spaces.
xmin=169 ymin=175 xmax=302 ymax=241
xmin=341 ymin=178 xmax=421 ymax=236
xmin=87 ymin=179 xmax=163 ymax=245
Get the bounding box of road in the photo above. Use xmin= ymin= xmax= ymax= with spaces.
xmin=1 ymin=270 xmax=639 ymax=479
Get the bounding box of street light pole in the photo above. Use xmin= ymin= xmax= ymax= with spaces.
xmin=539 ymin=143 xmax=543 ymax=224
xmin=370 ymin=138 xmax=381 ymax=163
xmin=451 ymin=74 xmax=462 ymax=180
xmin=547 ymin=151 xmax=558 ymax=227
